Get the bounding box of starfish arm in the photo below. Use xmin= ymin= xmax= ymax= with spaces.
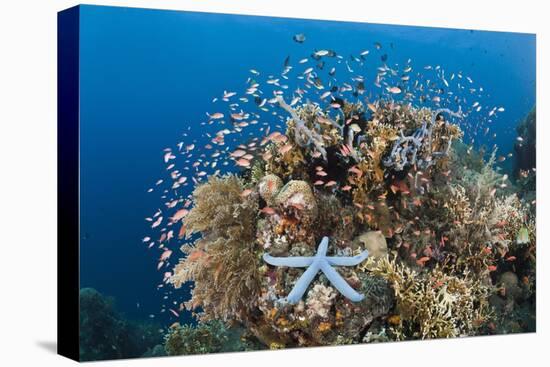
xmin=316 ymin=236 xmax=329 ymax=257
xmin=320 ymin=260 xmax=365 ymax=302
xmin=286 ymin=262 xmax=321 ymax=304
xmin=326 ymin=250 xmax=369 ymax=266
xmin=263 ymin=254 xmax=314 ymax=267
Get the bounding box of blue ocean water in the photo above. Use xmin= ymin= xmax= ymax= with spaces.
xmin=78 ymin=5 xmax=535 ymax=325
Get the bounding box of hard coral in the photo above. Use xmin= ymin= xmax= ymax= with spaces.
xmin=363 ymin=257 xmax=492 ymax=339
xmin=275 ymin=180 xmax=318 ymax=223
xmin=306 ymin=284 xmax=338 ymax=319
xmin=381 ymin=103 xmax=463 ymax=171
xmin=258 ymin=174 xmax=283 ymax=205
xmin=355 ymin=231 xmax=388 ymax=260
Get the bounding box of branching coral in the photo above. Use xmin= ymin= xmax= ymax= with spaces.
xmin=362 ymin=258 xmax=492 ymax=339
xmin=382 ymin=107 xmax=463 ymax=171
xmin=262 ymin=139 xmax=309 ymax=180
xmin=440 ymin=154 xmax=531 ymax=274
xmin=277 ymin=96 xmax=328 ymax=160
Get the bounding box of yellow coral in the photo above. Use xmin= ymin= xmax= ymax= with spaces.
xmin=269 ymin=342 xmax=285 ymax=350
xmin=318 ymin=322 xmax=332 ymax=333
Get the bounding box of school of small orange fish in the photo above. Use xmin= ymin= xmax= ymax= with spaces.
xmin=141 ymin=39 xmax=515 ymax=320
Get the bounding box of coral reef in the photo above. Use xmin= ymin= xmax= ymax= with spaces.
xmin=513 ymin=107 xmax=536 ymax=213
xmin=274 ymin=179 xmax=318 ymax=225
xmin=277 ymin=96 xmax=328 ymax=161
xmin=514 ymin=107 xmax=536 ymax=178
xmin=165 ymin=97 xmax=535 ymax=350
xmin=258 ymin=174 xmax=283 ymax=205
xmin=165 ymin=320 xmax=261 ymax=355
xmin=79 ymin=288 xmax=162 ymax=361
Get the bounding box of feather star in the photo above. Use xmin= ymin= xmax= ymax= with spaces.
xmin=263 ymin=236 xmax=369 ymax=304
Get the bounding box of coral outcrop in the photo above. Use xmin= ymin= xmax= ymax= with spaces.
xmin=165 ymin=320 xmax=258 ymax=355
xmin=79 ymin=288 xmax=162 ymax=361
xmin=165 ymin=98 xmax=535 ymax=351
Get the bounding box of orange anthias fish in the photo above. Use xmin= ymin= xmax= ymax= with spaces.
xmin=230 ymin=149 xmax=247 ymax=158
xmin=188 ymin=250 xmax=206 ymax=261
xmin=160 ymin=249 xmax=173 ymax=262
xmin=171 ymin=208 xmax=189 ymax=223
xmin=416 ymin=256 xmax=430 ymax=266
xmin=178 ymin=224 xmax=186 ymax=239
xmin=260 ymin=206 xmax=276 ymax=215
xmin=235 ymin=158 xmax=251 ymax=167
xmin=279 ymin=143 xmax=293 ymax=155
xmin=151 ymin=216 xmax=163 ymax=229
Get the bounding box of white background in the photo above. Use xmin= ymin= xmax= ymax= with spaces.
xmin=0 ymin=0 xmax=547 ymax=366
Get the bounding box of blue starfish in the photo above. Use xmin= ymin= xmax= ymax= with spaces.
xmin=263 ymin=236 xmax=369 ymax=304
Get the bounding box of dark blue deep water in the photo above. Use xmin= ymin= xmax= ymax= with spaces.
xmin=78 ymin=5 xmax=535 ymax=326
